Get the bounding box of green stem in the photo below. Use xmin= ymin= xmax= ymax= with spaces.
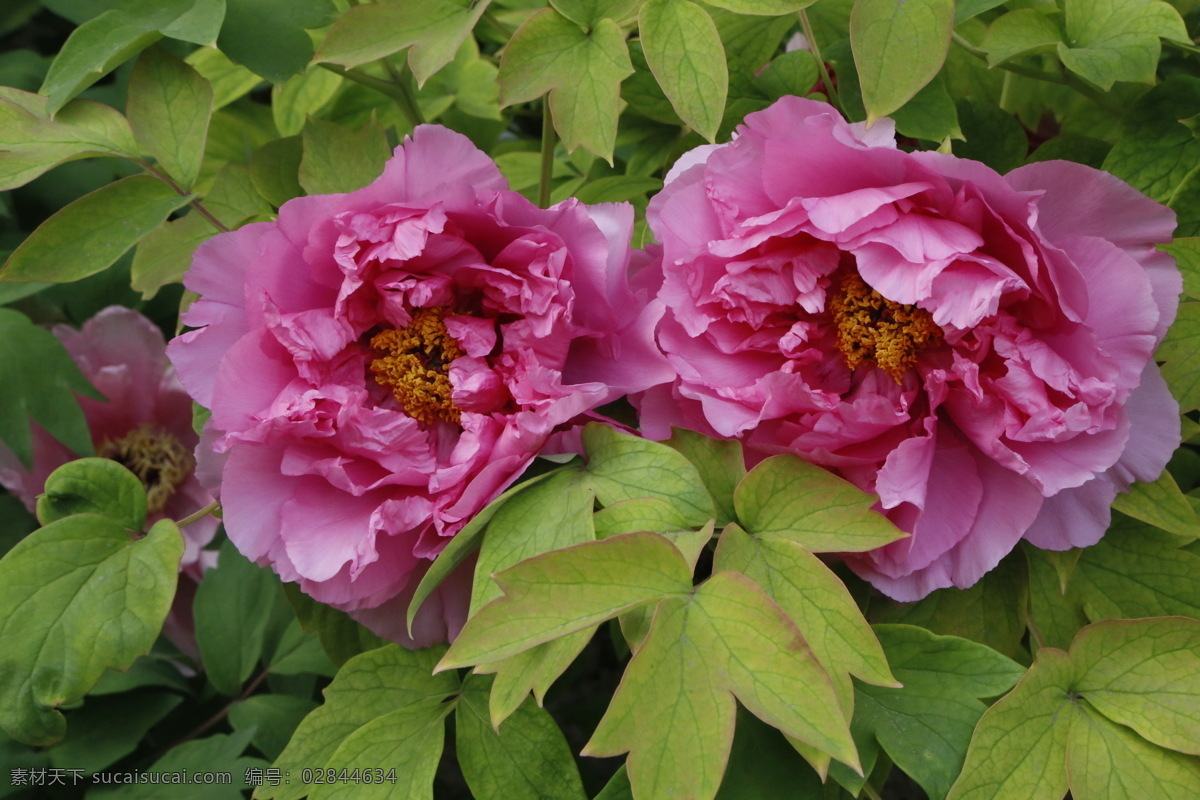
xmin=177 ymin=501 xmax=219 ymax=529
xmin=861 ymin=782 xmax=885 ymax=800
xmin=381 ymin=58 xmax=426 ymax=126
xmin=798 ymin=9 xmax=841 ymax=115
xmin=150 ymin=669 xmax=270 ymax=764
xmin=538 ymin=102 xmax=556 ymax=209
xmin=482 ymin=7 xmax=515 ymax=38
xmin=319 ymin=63 xmax=424 ymax=128
xmin=141 ymin=163 xmax=229 ymax=234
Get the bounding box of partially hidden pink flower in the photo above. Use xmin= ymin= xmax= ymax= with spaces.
xmin=0 ymin=306 xmax=218 ymax=657
xmin=168 ymin=125 xmax=671 ymax=646
xmin=637 ymin=96 xmax=1181 ymax=601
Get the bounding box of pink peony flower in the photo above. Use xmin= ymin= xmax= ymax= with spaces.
xmin=168 ymin=125 xmax=670 ymax=646
xmin=0 ymin=306 xmax=218 ymax=657
xmin=638 ymin=97 xmax=1181 ymax=601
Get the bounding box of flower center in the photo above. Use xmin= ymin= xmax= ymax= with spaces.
xmin=369 ymin=306 xmax=465 ymax=425
xmin=98 ymin=424 xmax=194 ymax=514
xmin=828 ymin=272 xmax=941 ymax=383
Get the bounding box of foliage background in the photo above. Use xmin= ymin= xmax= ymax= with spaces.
xmin=2 ymin=1 xmax=1200 ymax=799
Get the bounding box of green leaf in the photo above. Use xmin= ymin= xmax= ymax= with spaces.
xmin=757 ymin=48 xmax=820 ymax=101
xmin=498 ymin=8 xmax=633 ymax=162
xmin=46 ymin=691 xmax=181 ymax=773
xmin=439 ymin=532 xmax=693 ymax=669
xmin=704 ymin=0 xmax=816 ymax=13
xmin=127 ymin=45 xmax=213 ymax=189
xmin=1103 ymin=123 xmax=1200 ymax=205
xmin=945 ymin=648 xmax=1072 ymax=800
xmin=638 ymin=0 xmax=727 ymax=142
xmin=0 ymin=516 xmax=182 ymax=745
xmin=586 ymin=571 xmax=857 ymax=800
xmin=1057 ymin=0 xmax=1189 ymax=90
xmin=471 ymin=468 xmax=596 ymax=614
xmin=734 ymin=455 xmax=906 ymax=552
xmin=261 ymin=645 xmax=458 ymax=800
xmin=406 ymin=467 xmax=571 ymax=634
xmin=456 ymin=673 xmax=587 ymax=800
xmin=981 ymin=9 xmax=1063 ymax=66
xmin=272 ymin=66 xmax=342 ymax=137
xmin=1 ymin=175 xmax=191 ymax=284
xmin=194 ymin=539 xmax=279 ymax=696
xmin=851 ymin=0 xmax=954 ymax=123
xmin=875 ymin=552 xmax=1028 ymax=657
xmin=891 ymin=74 xmax=962 ymax=144
xmin=1159 ymin=302 xmax=1200 ymax=411
xmin=1071 ymin=519 xmax=1200 ymax=621
xmin=123 ymin=730 xmax=266 ymax=800
xmin=474 ymin=628 xmax=594 ymax=728
xmin=955 ymin=0 xmax=1009 ymax=23
xmin=1163 ymin=238 xmax=1200 ymax=300
xmin=858 ymin=625 xmax=1025 ymax=800
xmin=313 ymin=699 xmax=450 ymax=800
xmin=89 ymin=655 xmax=191 ymax=696
xmin=1067 ymin=702 xmax=1200 ymax=800
xmin=0 ymin=90 xmax=139 ymax=190
xmin=953 ymin=98 xmax=1026 ymax=173
xmin=282 ymin=583 xmax=387 ymax=668
xmin=1026 ymin=133 xmax=1111 ymax=168
xmin=315 ymin=0 xmax=492 ymax=86
xmin=298 ymin=116 xmax=391 ymax=195
xmin=1111 ymin=470 xmax=1200 ymax=539
xmin=550 ymin=0 xmax=640 ymax=26
xmin=1069 ymin=617 xmax=1200 ymax=756
xmin=249 ymin=135 xmax=304 ymax=208
xmin=267 ymin=618 xmax=338 ymax=677
xmin=714 ymin=523 xmax=897 ymax=707
xmin=218 ymin=0 xmax=338 ymax=84
xmin=186 ymin=45 xmax=264 ymax=109
xmin=571 ymin=175 xmax=663 ymax=204
xmin=593 ymin=496 xmax=695 ymax=539
xmin=35 ymin=458 xmax=146 ymax=531
xmin=39 ymin=9 xmax=162 ymax=113
xmin=583 ymin=423 xmax=716 ymax=526
xmin=131 ymin=161 xmax=270 ymax=298
xmin=716 ymin=706 xmax=829 ymax=799
xmin=664 ymin=429 xmax=745 ymax=526
xmin=159 ymin=0 xmax=226 ymax=46
xmin=229 ymin=694 xmax=318 ymax=762
xmin=0 ymin=309 xmax=101 ymax=468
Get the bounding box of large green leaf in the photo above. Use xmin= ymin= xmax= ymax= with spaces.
xmin=585 ymin=571 xmax=857 ymax=800
xmin=0 ymin=516 xmax=183 ymax=745
xmin=1071 ymin=520 xmax=1200 ymax=621
xmin=39 ymin=9 xmax=162 ymax=112
xmin=850 ymin=0 xmax=954 ymax=123
xmin=0 ymin=309 xmax=102 ymax=468
xmin=260 ymin=645 xmax=458 ymax=800
xmin=638 ymin=0 xmax=727 ymax=142
xmin=0 ymin=90 xmax=139 ymax=190
xmin=127 ymin=45 xmax=213 ymax=189
xmin=473 ymin=628 xmax=594 ymax=728
xmin=315 ymin=0 xmax=491 ymax=86
xmin=1067 ymin=702 xmax=1200 ymax=800
xmin=858 ymin=625 xmax=1025 ymax=800
xmin=498 ymin=8 xmax=633 ymax=162
xmin=981 ymin=10 xmax=1063 ymax=66
xmin=298 ymin=116 xmax=392 ymax=195
xmin=217 ymin=0 xmax=338 ymax=84
xmin=734 ymin=455 xmax=906 ymax=552
xmin=0 ymin=175 xmax=192 ymax=284
xmin=194 ymin=539 xmax=280 ymax=696
xmin=1111 ymin=470 xmax=1200 ymax=539
xmin=714 ymin=523 xmax=897 ymax=709
xmin=283 ymin=584 xmax=387 ymax=668
xmin=1159 ymin=302 xmax=1200 ymax=411
xmin=440 ymin=532 xmax=692 ymax=668
xmin=456 ymin=673 xmax=587 ymax=800
xmin=1057 ymin=0 xmax=1189 ymax=90
xmin=583 ymin=423 xmax=716 ymax=526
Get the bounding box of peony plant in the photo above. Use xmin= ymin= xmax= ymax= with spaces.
xmin=0 ymin=2 xmax=1198 ymax=800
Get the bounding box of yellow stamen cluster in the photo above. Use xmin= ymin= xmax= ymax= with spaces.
xmin=369 ymin=307 xmax=465 ymax=425
xmin=98 ymin=424 xmax=194 ymax=514
xmin=828 ymin=272 xmax=941 ymax=383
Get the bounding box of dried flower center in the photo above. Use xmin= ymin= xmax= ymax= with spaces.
xmin=369 ymin=306 xmax=464 ymax=425
xmin=98 ymin=424 xmax=194 ymax=514
xmin=828 ymin=272 xmax=942 ymax=383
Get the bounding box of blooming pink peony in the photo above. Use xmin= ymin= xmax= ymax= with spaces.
xmin=0 ymin=306 xmax=218 ymax=656
xmin=638 ymin=97 xmax=1181 ymax=601
xmin=168 ymin=125 xmax=670 ymax=646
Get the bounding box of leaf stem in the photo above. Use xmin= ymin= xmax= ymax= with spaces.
xmin=319 ymin=63 xmax=424 ymax=129
xmin=141 ymin=163 xmax=229 ymax=234
xmin=798 ymin=10 xmax=841 ymax=115
xmin=538 ymin=101 xmax=556 ymax=208
xmin=150 ymin=668 xmax=270 ymax=763
xmin=482 ymin=7 xmax=515 ymax=38
xmin=176 ymin=501 xmax=219 ymax=529
xmin=862 ymin=781 xmax=885 ymax=800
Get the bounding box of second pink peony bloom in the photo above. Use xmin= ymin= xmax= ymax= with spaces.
xmin=637 ymin=97 xmax=1181 ymax=601
xmin=168 ymin=126 xmax=670 ymax=645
